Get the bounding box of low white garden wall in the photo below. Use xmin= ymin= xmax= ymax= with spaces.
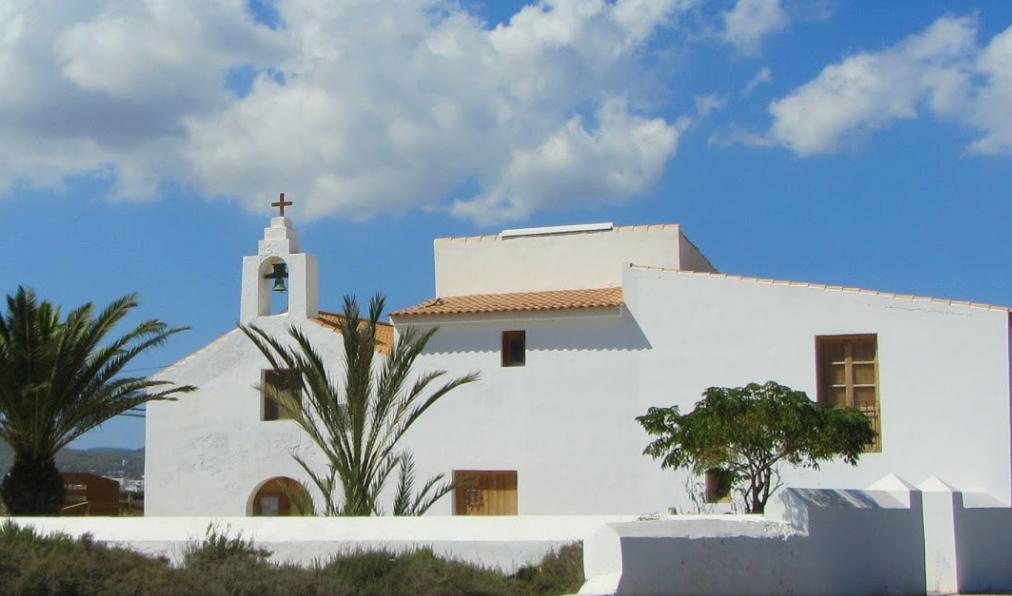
xmin=580 ymin=475 xmax=1012 ymax=595
xmin=8 ymin=476 xmax=1012 ymax=594
xmin=6 ymin=514 xmax=633 ymax=573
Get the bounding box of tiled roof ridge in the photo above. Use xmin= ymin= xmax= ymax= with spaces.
xmin=315 ymin=310 xmax=395 ymax=330
xmin=431 ymin=286 xmax=622 ymax=299
xmin=391 ymin=286 xmax=624 ymax=318
xmin=313 ymin=311 xmax=395 ymax=354
xmin=630 ymin=264 xmax=1011 ymax=313
xmin=436 ymin=223 xmax=679 ymax=243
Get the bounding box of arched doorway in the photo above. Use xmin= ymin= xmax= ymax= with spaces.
xmin=250 ymin=477 xmax=312 ymax=516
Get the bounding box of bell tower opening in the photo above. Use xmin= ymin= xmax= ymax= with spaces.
xmin=260 ymin=258 xmax=290 ymax=315
xmin=240 ymin=194 xmax=319 ymax=323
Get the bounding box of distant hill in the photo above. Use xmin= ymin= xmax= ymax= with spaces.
xmin=0 ymin=442 xmax=144 ymax=480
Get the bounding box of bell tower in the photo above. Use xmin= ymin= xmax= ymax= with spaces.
xmin=240 ymin=194 xmax=319 ymax=323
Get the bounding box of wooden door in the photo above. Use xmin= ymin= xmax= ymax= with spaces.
xmin=453 ymin=470 xmax=517 ymax=515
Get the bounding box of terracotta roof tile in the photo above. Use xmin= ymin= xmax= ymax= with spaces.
xmin=314 ymin=312 xmax=394 ymax=354
xmin=390 ymin=287 xmax=623 ymax=318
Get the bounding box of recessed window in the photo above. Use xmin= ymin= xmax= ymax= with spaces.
xmin=453 ymin=470 xmax=518 ymax=515
xmin=262 ymin=369 xmax=301 ymax=421
xmin=501 ymin=331 xmax=525 ymax=367
xmin=816 ymin=335 xmax=881 ymax=451
xmin=251 ymin=477 xmax=312 ymax=516
xmin=705 ymin=469 xmax=733 ymax=503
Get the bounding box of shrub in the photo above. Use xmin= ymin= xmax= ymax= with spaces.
xmin=512 ymin=543 xmax=585 ymax=594
xmin=183 ymin=524 xmax=271 ymax=567
xmin=0 ymin=521 xmax=584 ymax=596
xmin=0 ymin=521 xmax=174 ymax=596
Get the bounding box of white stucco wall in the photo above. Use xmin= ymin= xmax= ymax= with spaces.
xmin=396 ymin=265 xmax=1012 ymax=517
xmin=12 ymin=486 xmax=1010 ymax=592
xmin=581 ymin=483 xmax=1012 ymax=595
xmin=145 ymin=316 xmax=340 ymax=516
xmin=677 ymin=232 xmax=716 ymax=273
xmin=398 ymin=309 xmax=668 ymax=515
xmin=581 ymin=484 xmax=928 ymax=595
xmin=147 ymin=223 xmax=1011 ymax=520
xmin=433 ymin=224 xmax=714 ymax=296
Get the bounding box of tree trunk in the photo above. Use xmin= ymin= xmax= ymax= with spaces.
xmin=0 ymin=455 xmax=65 ymax=515
xmin=748 ymin=470 xmax=769 ymax=514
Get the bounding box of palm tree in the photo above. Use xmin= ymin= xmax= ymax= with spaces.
xmin=242 ymin=294 xmax=478 ymax=516
xmin=0 ymin=287 xmax=194 ymax=515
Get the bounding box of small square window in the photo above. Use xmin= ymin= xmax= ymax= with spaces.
xmin=705 ymin=469 xmax=733 ymax=504
xmin=262 ymin=369 xmax=301 ymax=421
xmin=501 ymin=331 xmax=525 ymax=367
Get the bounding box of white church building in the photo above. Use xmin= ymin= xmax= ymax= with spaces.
xmin=144 ymin=211 xmax=1012 ymax=517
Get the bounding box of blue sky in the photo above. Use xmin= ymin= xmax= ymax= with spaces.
xmin=1 ymin=0 xmax=1010 ymax=449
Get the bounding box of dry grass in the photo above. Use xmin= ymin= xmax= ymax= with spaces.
xmin=0 ymin=521 xmax=584 ymax=596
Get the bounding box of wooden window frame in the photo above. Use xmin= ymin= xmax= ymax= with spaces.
xmin=452 ymin=470 xmax=518 ymax=516
xmin=501 ymin=330 xmax=526 ymax=367
xmin=815 ymin=334 xmax=882 ymax=452
xmin=261 ymin=368 xmax=301 ymax=422
xmin=251 ymin=477 xmax=310 ymax=516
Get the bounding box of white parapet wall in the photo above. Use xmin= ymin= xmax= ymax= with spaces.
xmin=7 ymin=481 xmax=1011 ymax=594
xmin=580 ymin=478 xmax=1012 ymax=595
xmin=433 ymin=223 xmax=716 ymax=296
xmin=4 ymin=515 xmax=633 ymax=573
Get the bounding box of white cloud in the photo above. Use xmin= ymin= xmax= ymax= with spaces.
xmin=451 ymin=98 xmax=680 ymax=224
xmin=720 ymin=0 xmax=788 ymax=55
xmin=742 ymin=66 xmax=772 ymax=95
xmin=694 ymin=94 xmax=728 ymax=117
xmin=0 ymin=0 xmax=690 ymax=224
xmin=0 ymin=0 xmax=285 ymax=198
xmin=767 ymin=15 xmax=1012 ymax=156
xmin=966 ymin=27 xmax=1012 ymax=154
xmin=708 ymin=126 xmax=773 ymax=149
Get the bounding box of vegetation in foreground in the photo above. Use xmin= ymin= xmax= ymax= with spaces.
xmin=0 ymin=522 xmax=584 ymax=596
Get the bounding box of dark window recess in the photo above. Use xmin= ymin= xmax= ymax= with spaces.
xmin=262 ymin=369 xmax=302 ymax=421
xmin=705 ymin=469 xmax=733 ymax=503
xmin=501 ymin=331 xmax=526 ymax=367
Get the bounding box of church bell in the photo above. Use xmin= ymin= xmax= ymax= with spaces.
xmin=264 ymin=263 xmax=288 ymax=292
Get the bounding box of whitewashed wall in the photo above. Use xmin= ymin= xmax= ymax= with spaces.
xmin=625 ymin=267 xmax=1011 ymax=504
xmin=580 ymin=482 xmax=1012 ymax=595
xmin=145 ymin=316 xmax=337 ymax=516
xmin=147 ymin=224 xmax=1010 ymax=519
xmin=399 ymin=265 xmax=1011 ymax=516
xmin=11 ymin=485 xmax=1010 ymax=593
xmin=433 ymin=224 xmax=715 ymax=296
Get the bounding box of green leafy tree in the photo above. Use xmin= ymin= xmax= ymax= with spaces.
xmin=242 ymin=295 xmax=478 ymax=516
xmin=636 ymin=381 xmax=876 ymax=514
xmin=0 ymin=287 xmax=194 ymax=515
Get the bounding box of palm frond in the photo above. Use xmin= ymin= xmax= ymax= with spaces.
xmin=241 ymin=294 xmax=477 ymax=516
xmin=0 ymin=287 xmax=193 ymax=513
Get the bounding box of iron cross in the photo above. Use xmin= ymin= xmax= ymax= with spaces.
xmin=271 ymin=193 xmax=293 ymax=216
